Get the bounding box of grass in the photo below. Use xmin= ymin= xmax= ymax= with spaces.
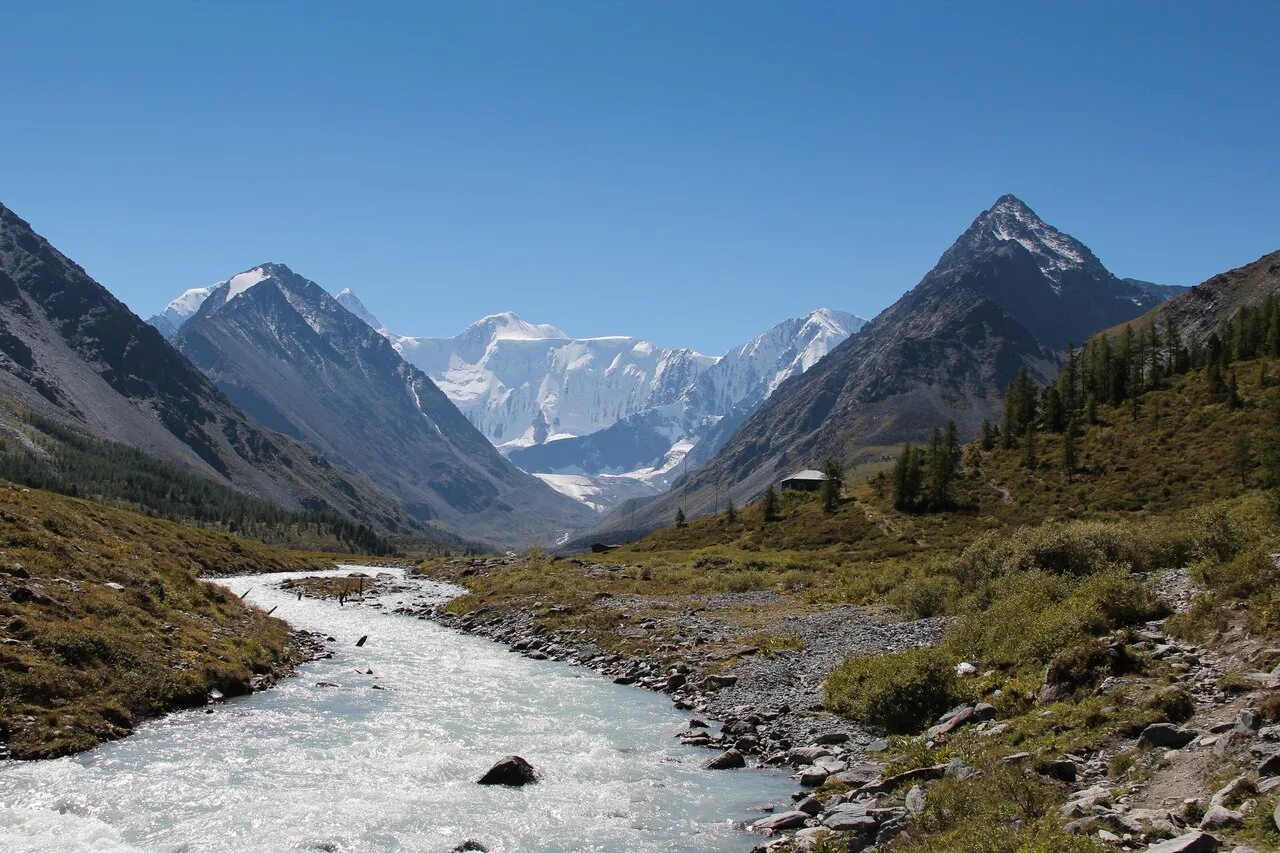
xmin=0 ymin=482 xmax=335 ymax=759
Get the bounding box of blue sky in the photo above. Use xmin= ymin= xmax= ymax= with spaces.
xmin=2 ymin=1 xmax=1277 ymax=353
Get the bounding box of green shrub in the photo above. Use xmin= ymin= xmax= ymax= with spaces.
xmin=895 ymin=765 xmax=1099 ymax=852
xmin=943 ymin=569 xmax=1162 ymax=671
xmin=887 ymin=573 xmax=959 ymax=618
xmin=1197 ymin=546 xmax=1280 ymax=599
xmin=1143 ymin=686 xmax=1195 ymax=723
xmin=825 ymin=646 xmax=959 ymax=733
xmin=1044 ymin=637 xmax=1137 ymax=692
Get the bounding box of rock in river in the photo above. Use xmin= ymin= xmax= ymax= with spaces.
xmin=706 ymin=749 xmax=747 ymax=770
xmin=477 ymin=755 xmax=539 ymax=786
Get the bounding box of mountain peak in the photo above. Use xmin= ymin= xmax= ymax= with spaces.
xmin=335 ymin=288 xmax=384 ymax=330
xmin=944 ymin=194 xmax=1103 ymax=284
xmin=466 ymin=312 xmax=567 ymax=342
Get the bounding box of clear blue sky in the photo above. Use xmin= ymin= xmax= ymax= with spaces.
xmin=2 ymin=1 xmax=1277 ymax=353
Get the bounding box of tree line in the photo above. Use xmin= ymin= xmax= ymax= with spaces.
xmin=0 ymin=410 xmax=397 ymax=555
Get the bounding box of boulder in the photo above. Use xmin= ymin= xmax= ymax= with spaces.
xmin=706 ymin=749 xmax=746 ymax=770
xmin=858 ymin=764 xmax=947 ymax=795
xmin=821 ymin=804 xmax=878 ymax=833
xmin=752 ymin=810 xmax=810 ymax=832
xmin=1198 ymin=806 xmax=1242 ymax=831
xmin=926 ymin=705 xmax=975 ymax=739
xmin=1142 ymin=831 xmax=1221 ymax=853
xmin=1039 ymin=758 xmax=1078 ymax=783
xmin=1139 ymin=723 xmax=1198 ymax=749
xmin=904 ymin=784 xmax=926 ymax=814
xmin=477 ymin=755 xmax=538 ymax=786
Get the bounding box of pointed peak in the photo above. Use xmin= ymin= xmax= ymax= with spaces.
xmin=943 ymin=194 xmax=1104 ymax=284
xmin=334 ymin=288 xmax=383 ymax=330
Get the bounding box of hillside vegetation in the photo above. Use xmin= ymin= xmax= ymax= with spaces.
xmin=0 ymin=402 xmax=408 ymax=555
xmin=0 ymin=482 xmax=334 ymax=759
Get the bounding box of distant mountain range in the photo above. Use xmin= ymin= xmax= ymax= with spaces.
xmin=169 ymin=264 xmax=595 ymax=547
xmin=332 ymin=296 xmax=866 ymax=513
xmin=580 ymin=194 xmax=1190 ymax=542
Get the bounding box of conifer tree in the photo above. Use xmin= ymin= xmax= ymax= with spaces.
xmin=821 ymin=460 xmax=843 ymax=514
xmin=725 ymin=499 xmax=737 ymax=524
xmin=1022 ymin=423 xmax=1036 ymax=469
xmin=892 ymin=444 xmax=923 ymax=511
xmin=1228 ymin=370 xmax=1241 ymax=410
xmin=761 ymin=485 xmax=779 ymax=522
xmin=980 ymin=419 xmax=995 ymax=451
xmin=1232 ymin=435 xmax=1252 ymax=487
xmin=1062 ymin=417 xmax=1077 ymax=482
xmin=675 ymin=506 xmax=686 ymax=527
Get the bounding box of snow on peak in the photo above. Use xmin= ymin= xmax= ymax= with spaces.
xmin=468 ymin=311 xmax=567 ymax=342
xmin=225 ymin=267 xmax=270 ymax=301
xmin=335 ymin=288 xmax=384 ymax=330
xmin=964 ymin=194 xmax=1097 ymax=285
xmin=164 ymin=286 xmax=214 ymax=318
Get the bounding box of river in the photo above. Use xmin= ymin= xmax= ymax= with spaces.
xmin=0 ymin=567 xmax=793 ymax=852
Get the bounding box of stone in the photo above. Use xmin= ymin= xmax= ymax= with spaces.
xmin=1235 ymin=709 xmax=1262 ymax=733
xmin=1039 ymin=758 xmax=1078 ymax=783
xmin=972 ymin=702 xmax=997 ymax=722
xmin=821 ymin=804 xmax=878 ymax=833
xmin=955 ymin=661 xmax=977 ymax=676
xmin=798 ymin=769 xmax=830 ymax=787
xmin=1139 ymin=723 xmax=1198 ymax=749
xmin=786 ymin=746 xmax=834 ymax=766
xmin=814 ymin=732 xmax=850 ymax=745
xmin=1257 ymin=753 xmax=1280 ymax=776
xmin=706 ymin=749 xmax=746 ymax=770
xmin=450 ymin=842 xmax=488 ymax=852
xmin=477 ymin=755 xmax=538 ymax=786
xmin=752 ymin=810 xmax=810 ymax=832
xmin=1198 ymin=806 xmax=1243 ymax=831
xmin=926 ymin=705 xmax=975 ymax=739
xmin=945 ymin=758 xmax=975 ymax=780
xmin=1038 ymin=681 xmax=1070 ymax=703
xmin=796 ymin=795 xmax=822 ymax=816
xmin=1142 ymin=831 xmax=1222 ymax=853
xmin=904 ymin=784 xmax=926 ymax=814
xmin=858 ymin=764 xmax=947 ymax=795
xmin=701 ymin=674 xmax=738 ymax=690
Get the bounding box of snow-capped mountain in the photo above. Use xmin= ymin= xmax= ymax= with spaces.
xmin=170 ymin=263 xmax=596 ymax=547
xmin=378 ymin=313 xmax=718 ymax=448
xmin=333 ymin=304 xmax=866 ymax=511
xmin=147 ymin=285 xmax=215 ymax=338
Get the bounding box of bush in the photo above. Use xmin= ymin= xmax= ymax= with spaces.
xmin=1197 ymin=547 xmax=1280 ymax=599
xmin=887 ymin=573 xmax=959 ymax=618
xmin=1143 ymin=686 xmax=1196 ymax=723
xmin=895 ymin=765 xmax=1097 ymax=852
xmin=825 ymin=646 xmax=959 ymax=733
xmin=956 ymin=520 xmax=1186 ymax=585
xmin=1044 ymin=637 xmax=1138 ymax=692
xmin=943 ymin=569 xmax=1163 ymax=671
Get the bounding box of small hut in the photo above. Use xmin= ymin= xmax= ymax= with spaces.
xmin=778 ymin=469 xmax=829 ymax=492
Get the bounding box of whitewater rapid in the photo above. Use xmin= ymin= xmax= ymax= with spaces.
xmin=0 ymin=567 xmax=792 ymax=852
